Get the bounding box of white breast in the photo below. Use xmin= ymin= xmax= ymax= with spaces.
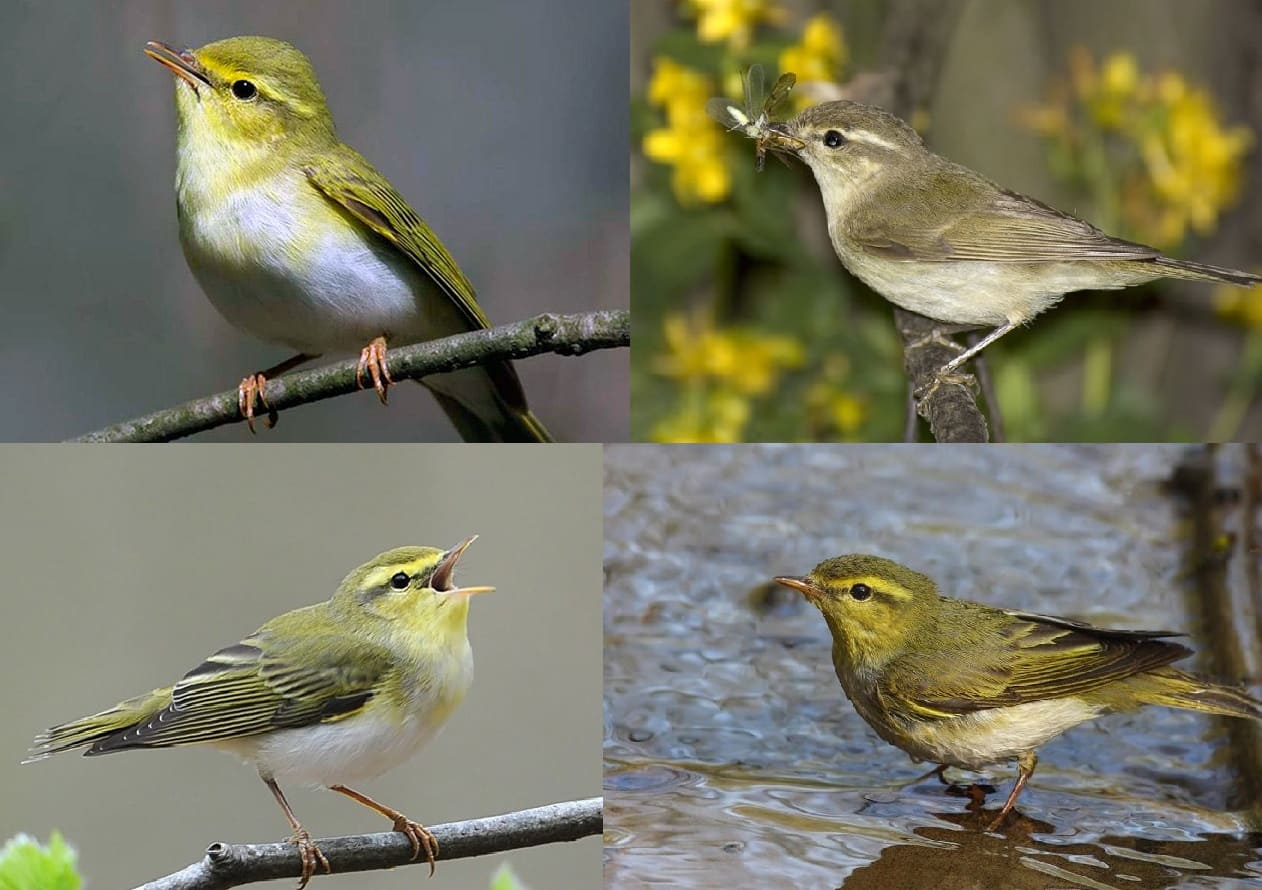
xmin=177 ymin=171 xmax=444 ymax=356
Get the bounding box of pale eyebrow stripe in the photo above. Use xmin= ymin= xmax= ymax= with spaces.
xmin=843 ymin=130 xmax=901 ymax=151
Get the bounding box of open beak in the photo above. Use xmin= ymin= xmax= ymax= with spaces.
xmin=432 ymin=535 xmax=495 ymax=597
xmin=764 ymin=122 xmax=806 ymax=156
xmin=144 ymin=40 xmax=211 ymax=94
xmin=773 ymin=575 xmax=821 ymax=601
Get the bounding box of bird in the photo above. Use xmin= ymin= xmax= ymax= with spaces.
xmin=757 ymin=100 xmax=1261 ymax=398
xmin=145 ymin=36 xmax=552 ymax=440
xmin=775 ymin=553 xmax=1262 ymax=828
xmin=26 ymin=538 xmax=493 ymax=888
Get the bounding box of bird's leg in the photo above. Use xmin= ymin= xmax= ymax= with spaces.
xmin=935 ymin=321 xmax=1016 ymax=380
xmin=264 ymin=777 xmax=330 ymax=890
xmin=355 ymin=336 xmax=394 ymax=404
xmin=238 ymin=353 xmax=317 ymax=432
xmin=329 ymin=784 xmax=438 ymax=876
xmin=987 ymin=750 xmax=1037 ymax=830
xmin=909 ymin=763 xmax=951 ymax=785
xmin=912 ymin=321 xmax=1016 ymax=407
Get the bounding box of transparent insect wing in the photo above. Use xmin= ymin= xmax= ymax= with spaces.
xmin=705 ymin=96 xmax=752 ymax=131
xmin=764 ymin=73 xmax=796 ymax=121
xmin=742 ymin=64 xmax=766 ymax=125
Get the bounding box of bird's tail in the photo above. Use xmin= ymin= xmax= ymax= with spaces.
xmin=423 ymin=361 xmax=553 ymax=443
xmin=1153 ymin=256 xmax=1262 ymax=287
xmin=23 ymin=689 xmax=170 ymax=763
xmin=1130 ymin=668 xmax=1262 ymax=720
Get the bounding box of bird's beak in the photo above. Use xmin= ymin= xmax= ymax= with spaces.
xmin=433 ymin=535 xmax=495 ymax=597
xmin=773 ymin=575 xmax=821 ymax=601
xmin=144 ymin=40 xmax=211 ymax=94
xmin=764 ymin=122 xmax=806 ymax=156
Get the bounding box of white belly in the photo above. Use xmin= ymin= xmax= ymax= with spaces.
xmin=178 ymin=173 xmax=449 ymax=356
xmin=229 ymin=708 xmax=448 ymax=787
xmin=901 ymin=698 xmax=1105 ymax=769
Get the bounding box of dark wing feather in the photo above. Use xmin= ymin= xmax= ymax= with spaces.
xmin=850 ymin=166 xmax=1162 ymax=265
xmin=882 ymin=609 xmax=1191 ymax=718
xmin=89 ymin=631 xmax=395 ymax=752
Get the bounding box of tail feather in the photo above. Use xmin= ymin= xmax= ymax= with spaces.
xmin=1134 ymin=668 xmax=1262 ymax=720
xmin=1153 ymin=256 xmax=1262 ymax=287
xmin=23 ymin=689 xmax=170 ymax=763
xmin=422 ymin=362 xmax=553 ymax=442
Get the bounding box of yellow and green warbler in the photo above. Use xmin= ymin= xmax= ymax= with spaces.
xmin=775 ymin=554 xmax=1262 ymax=828
xmin=27 ymin=538 xmax=492 ymax=888
xmin=146 ymin=36 xmax=551 ymax=440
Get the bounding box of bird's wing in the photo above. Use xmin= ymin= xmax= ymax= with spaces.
xmin=881 ymin=610 xmax=1191 ymax=718
xmin=850 ymin=167 xmax=1162 ymax=264
xmin=303 ymin=145 xmax=492 ymax=330
xmin=88 ymin=630 xmax=395 ymax=751
xmin=303 ymin=145 xmax=529 ymax=413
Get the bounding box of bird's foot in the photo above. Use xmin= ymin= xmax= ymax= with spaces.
xmin=356 ymin=336 xmax=394 ymax=404
xmin=392 ymin=815 xmax=439 ymax=876
xmin=906 ymin=330 xmax=966 ymax=354
xmin=913 ymin=370 xmax=976 ymax=406
xmin=290 ymin=826 xmax=331 ymax=890
xmin=238 ymin=373 xmax=278 ymax=433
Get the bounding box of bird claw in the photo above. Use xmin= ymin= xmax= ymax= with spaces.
xmin=913 ymin=370 xmax=976 ymax=405
xmin=393 ymin=816 xmax=438 ymax=876
xmin=238 ymin=373 xmax=279 ymax=432
xmin=355 ymin=336 xmax=393 ymax=404
xmin=291 ymin=826 xmax=331 ymax=890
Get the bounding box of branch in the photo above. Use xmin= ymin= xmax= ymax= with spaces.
xmin=877 ymin=0 xmax=988 ymax=442
xmin=73 ymin=311 xmax=630 ymax=442
xmin=135 ymin=797 xmax=603 ymax=890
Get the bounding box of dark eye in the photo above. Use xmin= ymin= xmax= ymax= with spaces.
xmin=850 ymin=583 xmax=872 ymax=601
xmin=231 ymin=80 xmax=257 ymax=100
xmin=389 ymin=572 xmax=410 ymax=591
xmin=823 ymin=130 xmax=846 ymax=148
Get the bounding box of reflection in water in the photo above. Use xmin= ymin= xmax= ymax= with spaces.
xmin=604 ymin=445 xmax=1262 ymax=888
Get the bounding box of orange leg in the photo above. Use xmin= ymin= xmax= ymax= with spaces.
xmin=329 ymin=784 xmax=438 ymax=876
xmin=237 ymin=353 xmax=316 ymax=432
xmin=264 ymin=777 xmax=330 ymax=890
xmin=987 ymin=750 xmax=1037 ymax=830
xmin=355 ymin=336 xmax=394 ymax=404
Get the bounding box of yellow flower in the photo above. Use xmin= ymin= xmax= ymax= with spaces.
xmin=643 ymin=58 xmax=731 ymax=204
xmin=806 ymin=358 xmax=867 ymax=439
xmin=1214 ymin=280 xmax=1262 ymax=329
xmin=779 ymin=14 xmax=846 ymax=102
xmin=684 ymin=0 xmax=784 ymax=51
xmin=654 ymin=312 xmax=805 ymax=395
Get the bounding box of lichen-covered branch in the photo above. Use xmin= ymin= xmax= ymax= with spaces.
xmin=72 ymin=311 xmax=629 ymax=442
xmin=135 ymin=797 xmax=603 ymax=890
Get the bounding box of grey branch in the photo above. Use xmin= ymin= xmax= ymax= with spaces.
xmin=135 ymin=796 xmax=603 ymax=890
xmin=879 ymin=0 xmax=990 ymax=443
xmin=72 ymin=311 xmax=630 ymax=442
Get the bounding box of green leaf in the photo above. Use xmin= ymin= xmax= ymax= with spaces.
xmin=490 ymin=862 xmax=530 ymax=890
xmin=0 ymin=832 xmax=81 ymax=890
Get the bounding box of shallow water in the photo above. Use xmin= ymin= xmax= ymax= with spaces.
xmin=604 ymin=444 xmax=1262 ymax=888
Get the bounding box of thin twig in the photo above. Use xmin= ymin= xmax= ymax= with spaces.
xmin=72 ymin=311 xmax=629 ymax=442
xmin=136 ymin=797 xmax=603 ymax=890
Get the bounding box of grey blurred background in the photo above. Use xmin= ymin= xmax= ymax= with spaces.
xmin=0 ymin=445 xmax=603 ymax=888
xmin=0 ymin=0 xmax=628 ymax=442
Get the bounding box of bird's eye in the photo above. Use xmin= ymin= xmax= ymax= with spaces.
xmin=850 ymin=583 xmax=872 ymax=601
xmin=389 ymin=572 xmax=410 ymax=591
xmin=823 ymin=130 xmax=846 ymax=148
xmin=231 ymin=80 xmax=258 ymax=100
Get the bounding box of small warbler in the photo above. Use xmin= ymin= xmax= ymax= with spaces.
xmin=775 ymin=554 xmax=1262 ymax=828
xmin=26 ymin=538 xmax=493 ymax=888
xmin=741 ymin=98 xmax=1262 ymax=399
xmin=145 ymin=36 xmax=552 ymax=440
